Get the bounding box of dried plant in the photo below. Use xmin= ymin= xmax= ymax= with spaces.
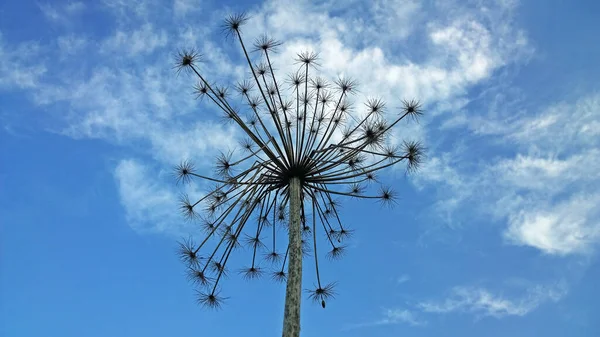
xmin=172 ymin=12 xmax=424 ymax=337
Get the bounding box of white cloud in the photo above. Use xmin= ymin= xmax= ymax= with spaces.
xmin=509 ymin=94 xmax=600 ymax=152
xmin=34 ymin=64 xmax=239 ymax=163
xmin=429 ymin=19 xmax=495 ymax=82
xmin=446 ymin=89 xmax=600 ymax=153
xmin=397 ymin=274 xmax=410 ymax=284
xmin=100 ymin=24 xmax=168 ymax=56
xmin=38 ymin=2 xmax=85 ymax=24
xmin=505 ymin=193 xmax=600 ymax=255
xmin=65 ymin=2 xmax=86 ymax=14
xmin=101 ymin=0 xmax=153 ymax=19
xmin=490 ymin=150 xmax=600 ymax=195
xmin=419 ymin=282 xmax=567 ymax=318
xmin=347 ymin=307 xmax=426 ymax=329
xmin=369 ymin=0 xmax=422 ymax=40
xmin=0 ymin=34 xmax=47 ymax=89
xmin=249 ymin=0 xmax=422 ymax=45
xmin=114 ymin=159 xmax=180 ymax=233
xmin=39 ymin=3 xmax=61 ymax=22
xmin=381 ymin=308 xmax=426 ymax=326
xmin=241 ymin=0 xmax=510 ymax=154
xmin=418 ymin=93 xmax=600 ymax=255
xmin=2 ymin=2 xmax=247 ymax=232
xmin=147 ymin=122 xmax=239 ymax=164
xmin=173 ymin=0 xmax=202 ymax=17
xmin=57 ymin=34 xmax=87 ymax=56
xmin=239 ymin=0 xmax=530 ymax=155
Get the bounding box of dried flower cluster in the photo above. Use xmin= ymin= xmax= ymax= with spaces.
xmin=172 ymin=12 xmax=424 ymax=320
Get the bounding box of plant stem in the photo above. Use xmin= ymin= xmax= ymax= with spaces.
xmin=282 ymin=177 xmax=302 ymax=337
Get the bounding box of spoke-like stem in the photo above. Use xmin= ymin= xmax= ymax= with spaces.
xmin=265 ymin=51 xmax=295 ymax=165
xmin=235 ymin=35 xmax=291 ymax=168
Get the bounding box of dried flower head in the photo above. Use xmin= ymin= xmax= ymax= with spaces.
xmin=174 ymin=49 xmax=201 ymax=75
xmin=272 ymin=270 xmax=287 ymax=283
xmin=240 ymin=266 xmax=264 ymax=280
xmin=187 ymin=267 xmax=212 ymax=287
xmin=222 ymin=13 xmax=249 ymax=38
xmin=307 ymin=282 xmax=337 ymax=309
xmin=171 ymin=13 xmax=425 ymax=316
xmin=174 ymin=159 xmax=195 ymax=185
xmin=178 ymin=237 xmax=201 ymax=266
xmin=253 ymin=34 xmax=283 ymax=53
xmin=197 ymin=290 xmax=227 ymax=309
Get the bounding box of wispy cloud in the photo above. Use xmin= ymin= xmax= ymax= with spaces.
xmin=0 ymin=34 xmax=47 ymax=90
xmin=246 ymin=0 xmax=529 ymax=106
xmin=416 ymin=93 xmax=600 ymax=255
xmin=505 ymin=193 xmax=600 ymax=255
xmin=173 ymin=0 xmax=203 ymax=17
xmin=352 ymin=279 xmax=567 ymax=328
xmin=100 ymin=23 xmax=168 ymax=56
xmin=397 ymin=274 xmax=410 ymax=284
xmin=114 ymin=159 xmax=179 ymax=233
xmin=380 ymin=308 xmax=426 ymax=326
xmin=114 ymin=159 xmax=204 ymax=234
xmin=418 ymin=282 xmax=567 ymax=318
xmin=346 ymin=308 xmax=426 ymax=329
xmin=33 ymin=59 xmax=239 ymax=164
xmin=56 ymin=34 xmax=87 ymax=57
xmin=101 ymin=0 xmax=152 ymax=19
xmin=38 ymin=3 xmax=62 ymax=22
xmin=38 ymin=1 xmax=85 ymax=24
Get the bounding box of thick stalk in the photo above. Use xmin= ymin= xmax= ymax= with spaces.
xmin=282 ymin=177 xmax=303 ymax=337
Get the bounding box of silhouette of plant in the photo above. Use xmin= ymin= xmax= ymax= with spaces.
xmin=172 ymin=12 xmax=424 ymax=337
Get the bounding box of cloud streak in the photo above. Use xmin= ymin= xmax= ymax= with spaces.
xmin=416 ymin=93 xmax=600 ymax=255
xmin=346 ymin=308 xmax=426 ymax=329
xmin=418 ymin=282 xmax=567 ymax=318
xmin=114 ymin=159 xmax=180 ymax=233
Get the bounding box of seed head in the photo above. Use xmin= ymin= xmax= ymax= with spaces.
xmin=326 ymin=246 xmax=346 ymax=260
xmin=295 ymin=51 xmax=320 ymax=67
xmin=378 ymin=186 xmax=398 ymax=208
xmin=174 ymin=160 xmax=195 ymax=185
xmin=403 ymin=140 xmax=425 ymax=173
xmin=264 ymin=251 xmax=282 ymax=264
xmin=252 ymin=34 xmax=283 ymax=53
xmin=222 ymin=13 xmax=249 ymax=38
xmin=272 ymin=270 xmax=287 ymax=283
xmin=179 ymin=194 xmax=198 ymax=221
xmin=178 ymin=237 xmax=200 ymax=266
xmin=187 ymin=267 xmax=212 ymax=287
xmin=240 ymin=266 xmax=264 ymax=280
xmin=197 ymin=290 xmax=227 ymax=309
xmin=402 ymin=99 xmax=423 ymax=121
xmin=174 ymin=49 xmax=201 ymax=75
xmin=307 ymin=282 xmax=337 ymax=308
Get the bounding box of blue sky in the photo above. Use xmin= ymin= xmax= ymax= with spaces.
xmin=1 ymin=0 xmax=599 ymax=336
